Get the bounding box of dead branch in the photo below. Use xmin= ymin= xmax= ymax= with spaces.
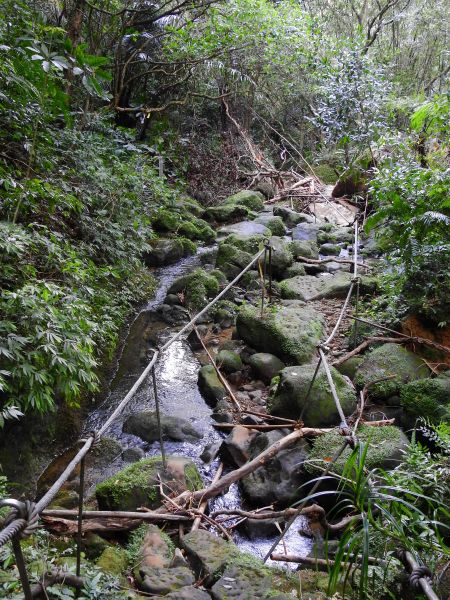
xmin=191 ymin=462 xmax=223 ymax=532
xmin=214 ymin=419 xmax=394 ymax=432
xmin=30 ymin=571 xmax=84 ymax=598
xmin=295 ymin=255 xmax=371 ymax=270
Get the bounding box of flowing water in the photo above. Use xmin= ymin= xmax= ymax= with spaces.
xmin=82 ymin=245 xmax=312 ymax=566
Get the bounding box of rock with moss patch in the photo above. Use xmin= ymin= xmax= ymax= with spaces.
xmin=181 ymin=530 xmax=237 ymax=585
xmin=215 ymin=242 xmax=254 ymax=279
xmin=198 ymin=365 xmax=227 ymax=406
xmin=292 ymin=223 xmax=320 ymax=242
xmin=143 ymin=238 xmax=196 ymax=267
xmin=354 ymin=343 xmax=430 ymax=401
xmin=123 ymin=412 xmax=202 ymax=443
xmin=280 ymin=273 xmax=377 ymax=302
xmin=167 ymin=268 xmax=220 ymax=310
xmin=284 ymin=262 xmax=306 ymax=277
xmin=254 ymin=215 xmax=286 ymax=236
xmin=83 ymin=532 xmax=111 ymax=560
xmin=96 ymin=456 xmax=202 ymax=511
xmin=137 ymin=525 xmax=174 ymax=569
xmin=96 ymin=546 xmax=128 ymax=575
xmin=151 ymin=587 xmax=211 ymax=600
xmin=241 ymin=430 xmax=310 ymax=506
xmin=218 ymin=220 xmax=270 ymax=237
xmin=216 ymin=350 xmax=243 ymax=373
xmin=319 ymin=243 xmax=341 ymax=256
xmin=307 ymin=426 xmax=408 ymax=476
xmin=317 ymin=227 xmax=353 ymax=245
xmin=222 ymin=233 xmax=265 ymax=254
xmin=400 ymin=378 xmax=450 ymax=427
xmin=236 ymin=301 xmax=324 ymax=364
xmin=336 ymin=356 xmax=364 ymax=379
xmin=247 ymin=353 xmax=285 ymax=383
xmin=205 ymin=204 xmax=251 ymax=223
xmin=267 ymin=236 xmax=294 ymax=278
xmin=289 ymin=239 xmax=319 ymax=260
xmin=139 ymin=566 xmax=195 ymax=595
xmin=273 ymin=206 xmax=313 ymax=227
xmin=269 ymin=363 xmax=357 ymax=425
xmin=224 ymin=189 xmax=265 ymax=212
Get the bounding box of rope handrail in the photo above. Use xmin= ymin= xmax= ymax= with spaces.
xmin=0 ymin=245 xmax=268 ymax=558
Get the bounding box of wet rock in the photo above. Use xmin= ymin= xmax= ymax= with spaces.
xmin=254 ymin=214 xmax=286 ymax=236
xmin=139 ymin=566 xmax=195 ymax=595
xmin=164 ymin=293 xmax=181 ymax=305
xmin=336 ymin=356 xmax=364 ymax=380
xmin=224 ymin=189 xmax=265 ymax=212
xmin=96 ymin=546 xmax=128 ymax=575
xmin=307 ymin=425 xmax=409 ymax=476
xmin=122 ymin=447 xmax=145 ymax=462
xmin=243 ymin=517 xmax=280 ymax=539
xmin=241 ymin=430 xmax=310 ymax=506
xmin=143 ymin=238 xmax=195 ymax=267
xmin=123 ymin=412 xmax=202 ymax=443
xmin=198 ymin=365 xmax=227 ymax=406
xmin=269 ymin=363 xmax=357 ymax=425
xmin=158 ymin=303 xmax=190 ymax=325
xmin=181 ymin=530 xmax=236 ymax=584
xmin=267 ymin=236 xmax=293 ymax=278
xmin=218 ymin=221 xmax=270 ymax=237
xmin=220 ymin=233 xmax=265 ymax=255
xmin=324 ymin=260 xmax=344 ymax=273
xmin=220 ymin=425 xmax=258 ymax=467
xmin=289 ymin=240 xmax=319 ymax=260
xmin=317 ymin=227 xmax=353 ymax=245
xmin=319 ymin=242 xmax=341 ymax=255
xmin=354 ymin=343 xmax=430 ymax=401
xmin=200 ymin=440 xmax=222 ymax=463
xmin=247 ymin=353 xmax=285 ymax=383
xmin=96 ymin=456 xmax=203 ymax=511
xmin=215 ymin=242 xmax=254 ymax=279
xmin=187 ymin=325 xmax=209 ymax=349
xmin=236 ymin=301 xmax=324 ymax=364
xmin=212 ymin=398 xmax=233 ymax=424
xmin=215 ymin=350 xmax=243 ymax=373
xmin=400 ymin=377 xmax=450 ymax=427
xmin=273 ymin=206 xmax=313 ymax=227
xmin=167 ymin=269 xmax=220 ymax=311
xmin=292 ymin=223 xmax=320 ymax=242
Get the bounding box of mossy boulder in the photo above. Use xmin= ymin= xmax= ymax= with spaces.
xmin=218 ymin=220 xmax=270 ymax=237
xmin=317 ymin=227 xmax=353 ymax=245
xmin=181 ymin=530 xmax=237 ymax=585
xmin=267 ymin=236 xmax=294 ymax=278
xmin=289 ymin=239 xmax=319 ymax=260
xmin=223 ymin=233 xmax=265 ymax=254
xmin=139 ymin=566 xmax=195 ymax=596
xmin=205 ymin=203 xmax=251 ymax=223
xmin=167 ymin=268 xmax=220 ymax=309
xmin=354 ymin=343 xmax=430 ymax=401
xmin=247 ymin=353 xmax=285 ymax=383
xmin=179 ymin=217 xmax=216 ymax=243
xmin=268 ymin=363 xmax=357 ymax=425
xmin=224 ymin=189 xmax=265 ymax=212
xmin=336 ymin=356 xmax=364 ymax=379
xmin=215 ymin=242 xmax=254 ymax=279
xmin=96 ymin=546 xmax=129 ymax=575
xmin=273 ymin=206 xmax=313 ymax=227
xmin=284 ymin=262 xmax=306 ymax=277
xmin=83 ymin=532 xmax=111 ymax=560
xmin=236 ymin=301 xmax=324 ymax=365
xmin=280 ymin=273 xmax=377 ymax=302
xmin=143 ymin=238 xmax=196 ymax=268
xmin=95 ymin=456 xmax=202 ymax=511
xmin=254 ymin=215 xmax=286 ymax=236
xmin=216 ymin=350 xmax=243 ymax=373
xmin=307 ymin=426 xmax=409 ymax=476
xmin=151 ymin=208 xmax=215 ymax=242
xmin=400 ymin=378 xmax=450 ymax=427
xmin=319 ymin=242 xmax=341 ymax=256
xmin=198 ymin=364 xmax=227 ymax=406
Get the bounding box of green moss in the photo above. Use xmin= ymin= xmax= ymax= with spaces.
xmin=289 ymin=240 xmax=319 ymax=260
xmin=185 ymin=268 xmax=220 ymax=309
xmin=313 ymin=163 xmax=338 ymax=184
xmin=224 ymin=189 xmax=265 ymax=211
xmin=307 ymin=425 xmax=407 ymax=475
xmin=184 ymin=462 xmax=204 ymax=491
xmin=225 ymin=233 xmax=265 ymax=254
xmin=179 ymin=237 xmax=197 ymax=254
xmin=400 ymin=378 xmax=450 ymax=425
xmin=96 ymin=546 xmax=129 ymax=575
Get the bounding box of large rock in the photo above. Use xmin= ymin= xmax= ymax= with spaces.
xmin=354 ymin=343 xmax=430 ymax=401
xmin=215 ymin=242 xmax=254 ymax=279
xmin=269 ymin=363 xmax=357 ymax=425
xmin=280 ymin=273 xmax=377 ymax=302
xmin=241 ymin=430 xmax=310 ymax=506
xmin=317 ymin=227 xmax=353 ymax=245
xmin=400 ymin=377 xmax=450 ymax=427
xmin=319 ymin=243 xmax=341 ymax=256
xmin=254 ymin=214 xmax=286 ymax=236
xmin=218 ymin=221 xmax=270 ymax=237
xmin=205 ymin=203 xmax=251 ymax=223
xmin=221 ymin=233 xmax=264 ymax=254
xmin=143 ymin=238 xmax=196 ymax=267
xmin=139 ymin=566 xmax=195 ymax=595
xmin=224 ymin=189 xmax=265 ymax=212
xmin=289 ymin=240 xmax=319 ymax=260
xmin=267 ymin=236 xmax=293 ymax=278
xmin=292 ymin=223 xmax=320 ymax=242
xmin=138 ymin=525 xmax=173 ymax=569
xmin=247 ymin=353 xmax=285 ymax=383
xmin=198 ymin=364 xmax=227 ymax=406
xmin=167 ymin=268 xmax=220 ymax=310
xmin=181 ymin=530 xmax=237 ymax=584
xmin=273 ymin=206 xmax=313 ymax=227
xmin=152 ymin=587 xmax=211 ymax=600
xmin=236 ymin=301 xmax=324 ymax=365
xmin=95 ymin=456 xmax=202 ymax=511
xmin=215 ymin=349 xmax=243 ymax=373
xmin=123 ymin=412 xmax=202 ymax=443
xmin=307 ymin=425 xmax=409 ymax=476
xmin=220 ymin=425 xmax=257 ymax=467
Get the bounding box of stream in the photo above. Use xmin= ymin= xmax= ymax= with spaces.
xmin=82 ymin=243 xmax=313 ymax=568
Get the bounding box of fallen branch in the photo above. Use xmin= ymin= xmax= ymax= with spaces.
xmin=30 ymin=571 xmax=84 ymax=597
xmin=332 ymin=336 xmax=407 ymax=366
xmin=191 ymin=462 xmax=223 ymax=532
xmin=295 ymin=255 xmax=371 ymax=270
xmin=214 ymin=420 xmax=394 ymax=432
xmin=271 ymin=552 xmax=384 ymax=570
